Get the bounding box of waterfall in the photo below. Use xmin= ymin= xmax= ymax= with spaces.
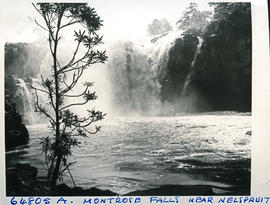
xmin=107 ymin=30 xmax=183 ymax=115
xmin=17 ymin=78 xmax=38 ymax=124
xmin=182 ymin=36 xmax=203 ymax=96
xmin=16 ymin=78 xmax=48 ymax=124
xmin=15 ymin=30 xmax=203 ymax=118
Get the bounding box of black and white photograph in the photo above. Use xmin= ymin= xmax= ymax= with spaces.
xmin=3 ymin=0 xmax=253 ymax=196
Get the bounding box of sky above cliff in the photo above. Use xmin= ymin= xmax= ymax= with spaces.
xmin=0 ymin=0 xmax=210 ymax=43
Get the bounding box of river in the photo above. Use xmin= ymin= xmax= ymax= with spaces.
xmin=6 ymin=112 xmax=251 ymax=195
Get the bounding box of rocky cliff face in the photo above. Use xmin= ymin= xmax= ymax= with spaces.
xmin=4 ymin=43 xmax=37 ymax=148
xmin=160 ymin=3 xmax=251 ymax=112
xmin=192 ymin=3 xmax=251 ymax=112
xmin=5 ymin=96 xmax=29 ymax=150
xmin=160 ymin=34 xmax=199 ymax=103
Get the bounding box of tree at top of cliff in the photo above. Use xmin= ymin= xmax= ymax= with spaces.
xmin=147 ymin=18 xmax=173 ymax=36
xmin=177 ymin=2 xmax=211 ymax=35
xmin=209 ymin=2 xmax=251 ymax=23
xmin=32 ymin=3 xmax=107 ymax=188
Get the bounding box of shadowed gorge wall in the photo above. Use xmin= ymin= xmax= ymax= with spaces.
xmin=160 ymin=34 xmax=199 ymax=103
xmin=192 ymin=3 xmax=251 ymax=112
xmin=159 ymin=3 xmax=251 ymax=112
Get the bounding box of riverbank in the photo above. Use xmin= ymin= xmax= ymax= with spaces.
xmin=6 ymin=163 xmax=118 ymax=196
xmin=6 ymin=163 xmax=250 ymax=196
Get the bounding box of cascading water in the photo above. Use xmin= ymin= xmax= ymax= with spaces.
xmin=107 ymin=41 xmax=160 ymax=115
xmin=15 ymin=30 xmax=203 ymax=120
xmin=182 ymin=36 xmax=203 ymax=96
xmin=16 ymin=78 xmax=47 ymax=124
xmin=17 ymin=78 xmax=38 ymax=124
xmin=14 ymin=30 xmax=203 ymax=119
xmin=107 ymin=30 xmax=183 ymax=115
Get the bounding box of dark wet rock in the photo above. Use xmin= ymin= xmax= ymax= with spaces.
xmin=6 ymin=163 xmax=118 ymax=196
xmin=52 ymin=184 xmax=118 ymax=196
xmin=16 ymin=163 xmax=38 ymax=178
xmin=6 ymin=172 xmax=22 ymax=193
xmin=5 ymin=96 xmax=29 ymax=150
xmin=6 ymin=163 xmax=47 ymax=196
xmin=51 ymin=184 xmax=73 ymax=196
xmin=160 ymin=34 xmax=198 ymax=102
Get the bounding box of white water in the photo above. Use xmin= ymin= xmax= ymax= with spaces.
xmin=16 ymin=78 xmax=48 ymax=124
xmin=107 ymin=30 xmax=184 ymax=115
xmin=6 ymin=112 xmax=251 ymax=194
xmin=14 ymin=30 xmax=182 ymax=122
xmin=182 ymin=36 xmax=203 ymax=96
xmin=17 ymin=78 xmax=37 ymax=124
xmin=18 ymin=29 xmax=201 ymax=118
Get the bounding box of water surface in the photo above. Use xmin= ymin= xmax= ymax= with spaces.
xmin=6 ymin=112 xmax=251 ymax=195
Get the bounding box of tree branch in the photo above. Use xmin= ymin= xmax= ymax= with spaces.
xmin=63 ymin=83 xmax=91 ymax=98
xmin=60 ymin=100 xmax=89 ymax=111
xmin=60 ymin=47 xmax=91 ymax=73
xmin=59 ymin=41 xmax=81 ymax=73
xmin=60 ymin=68 xmax=84 ymax=95
xmin=34 ymin=88 xmax=56 ymax=123
xmin=30 ymin=84 xmax=50 ymax=95
xmin=60 ymin=19 xmax=81 ymax=29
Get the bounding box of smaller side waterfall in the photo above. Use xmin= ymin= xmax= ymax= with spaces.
xmin=17 ymin=78 xmax=46 ymax=124
xmin=182 ymin=37 xmax=203 ymax=96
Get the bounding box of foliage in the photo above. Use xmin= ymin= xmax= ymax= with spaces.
xmin=32 ymin=3 xmax=107 ymax=188
xmin=177 ymin=3 xmax=211 ymax=35
xmin=147 ymin=18 xmax=173 ymax=36
xmin=209 ymin=2 xmax=251 ymax=23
